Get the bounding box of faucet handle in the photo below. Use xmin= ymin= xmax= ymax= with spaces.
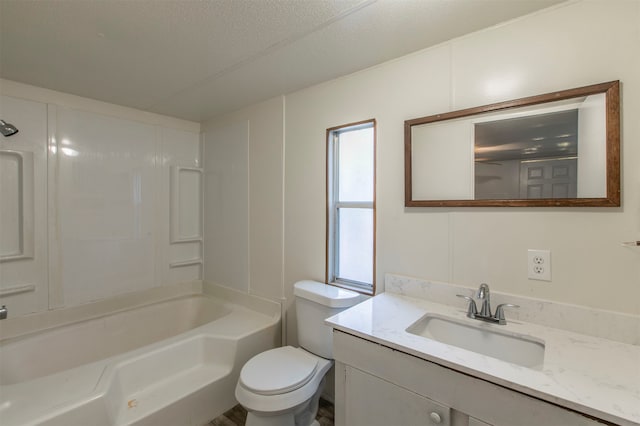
xmin=456 ymin=294 xmax=478 ymax=318
xmin=494 ymin=303 xmax=519 ymax=324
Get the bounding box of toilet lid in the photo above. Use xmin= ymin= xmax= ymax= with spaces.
xmin=239 ymin=346 xmax=319 ymax=396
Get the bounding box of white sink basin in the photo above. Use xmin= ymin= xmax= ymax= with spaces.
xmin=406 ymin=314 xmax=545 ymax=369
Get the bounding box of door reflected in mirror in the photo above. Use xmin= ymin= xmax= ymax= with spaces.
xmin=405 ymin=81 xmax=619 ymax=207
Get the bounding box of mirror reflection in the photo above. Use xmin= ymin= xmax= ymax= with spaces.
xmin=405 ymin=81 xmax=619 ymax=207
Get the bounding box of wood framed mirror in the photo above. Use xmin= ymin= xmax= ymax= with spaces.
xmin=404 ymin=81 xmax=620 ymax=207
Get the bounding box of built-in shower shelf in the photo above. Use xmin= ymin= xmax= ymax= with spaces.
xmin=171 ymin=237 xmax=202 ymax=244
xmin=0 ymin=150 xmax=34 ymax=263
xmin=169 ymin=259 xmax=203 ymax=269
xmin=0 ymin=283 xmax=36 ymax=297
xmin=168 ymin=166 xmax=203 ymax=278
xmin=170 ymin=166 xmax=203 ymax=244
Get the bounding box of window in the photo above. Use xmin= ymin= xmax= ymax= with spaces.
xmin=326 ymin=119 xmax=376 ymax=294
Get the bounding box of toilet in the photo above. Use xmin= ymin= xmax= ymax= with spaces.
xmin=235 ymin=280 xmax=360 ymax=426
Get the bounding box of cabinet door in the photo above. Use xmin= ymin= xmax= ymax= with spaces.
xmin=345 ymin=366 xmax=451 ymax=426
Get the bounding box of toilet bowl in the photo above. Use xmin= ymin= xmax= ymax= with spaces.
xmin=234 ymin=280 xmax=360 ymax=426
xmin=235 ymin=346 xmax=332 ymax=426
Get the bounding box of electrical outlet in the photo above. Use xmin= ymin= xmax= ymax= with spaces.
xmin=528 ymin=249 xmax=551 ymax=281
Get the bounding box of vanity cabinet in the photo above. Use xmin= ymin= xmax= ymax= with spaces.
xmin=333 ymin=330 xmax=606 ymax=426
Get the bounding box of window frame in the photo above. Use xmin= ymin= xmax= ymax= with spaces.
xmin=325 ymin=119 xmax=376 ymax=295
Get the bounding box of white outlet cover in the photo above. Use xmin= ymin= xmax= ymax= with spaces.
xmin=528 ymin=249 xmax=551 ymax=281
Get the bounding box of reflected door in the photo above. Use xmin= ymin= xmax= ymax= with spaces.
xmin=519 ymin=159 xmax=577 ymax=199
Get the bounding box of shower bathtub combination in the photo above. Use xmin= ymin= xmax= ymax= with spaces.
xmin=0 ymin=283 xmax=280 ymax=426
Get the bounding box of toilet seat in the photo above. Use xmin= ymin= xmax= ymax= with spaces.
xmin=239 ymin=346 xmax=319 ymax=395
xmin=235 ymin=346 xmax=333 ymax=415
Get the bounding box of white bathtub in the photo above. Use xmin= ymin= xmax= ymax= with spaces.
xmin=0 ymin=285 xmax=280 ymax=426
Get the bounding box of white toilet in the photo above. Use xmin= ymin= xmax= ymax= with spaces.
xmin=235 ymin=280 xmax=360 ymax=426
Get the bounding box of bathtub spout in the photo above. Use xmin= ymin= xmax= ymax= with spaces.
xmin=0 ymin=305 xmax=7 ymax=319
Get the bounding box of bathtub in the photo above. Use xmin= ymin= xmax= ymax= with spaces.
xmin=0 ymin=283 xmax=280 ymax=426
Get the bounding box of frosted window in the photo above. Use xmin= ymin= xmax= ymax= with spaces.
xmin=338 ymin=127 xmax=374 ymax=202
xmin=326 ymin=120 xmax=376 ymax=293
xmin=337 ymin=208 xmax=373 ymax=284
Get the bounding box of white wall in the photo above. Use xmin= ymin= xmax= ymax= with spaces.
xmin=202 ymin=96 xmax=285 ymax=302
xmin=283 ymin=0 xmax=640 ymax=323
xmin=203 ymin=118 xmax=250 ymax=292
xmin=197 ymin=0 xmax=640 ymax=347
xmin=0 ymin=80 xmax=201 ymax=316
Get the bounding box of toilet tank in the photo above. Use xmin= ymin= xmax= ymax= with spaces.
xmin=294 ymin=280 xmax=360 ymax=359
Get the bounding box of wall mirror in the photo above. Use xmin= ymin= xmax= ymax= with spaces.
xmin=404 ymin=81 xmax=620 ymax=207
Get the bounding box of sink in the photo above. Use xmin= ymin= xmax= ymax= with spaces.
xmin=406 ymin=314 xmax=545 ymax=369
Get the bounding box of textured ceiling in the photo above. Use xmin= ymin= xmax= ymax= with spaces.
xmin=0 ymin=0 xmax=563 ymax=122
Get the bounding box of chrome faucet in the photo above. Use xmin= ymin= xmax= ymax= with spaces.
xmin=477 ymin=283 xmax=491 ymax=317
xmin=457 ymin=284 xmax=518 ymax=325
xmin=0 ymin=305 xmax=7 ymax=320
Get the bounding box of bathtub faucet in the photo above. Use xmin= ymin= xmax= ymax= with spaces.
xmin=0 ymin=305 xmax=7 ymax=320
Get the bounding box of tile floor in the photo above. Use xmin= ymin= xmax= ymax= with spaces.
xmin=209 ymin=398 xmax=334 ymax=426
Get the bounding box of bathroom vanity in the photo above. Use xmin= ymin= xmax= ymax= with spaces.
xmin=326 ymin=275 xmax=640 ymax=426
xmin=333 ymin=331 xmax=603 ymax=426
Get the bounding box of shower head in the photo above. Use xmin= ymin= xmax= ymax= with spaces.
xmin=0 ymin=120 xmax=19 ymax=137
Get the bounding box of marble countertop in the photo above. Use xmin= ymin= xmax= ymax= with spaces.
xmin=326 ymin=292 xmax=640 ymax=426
